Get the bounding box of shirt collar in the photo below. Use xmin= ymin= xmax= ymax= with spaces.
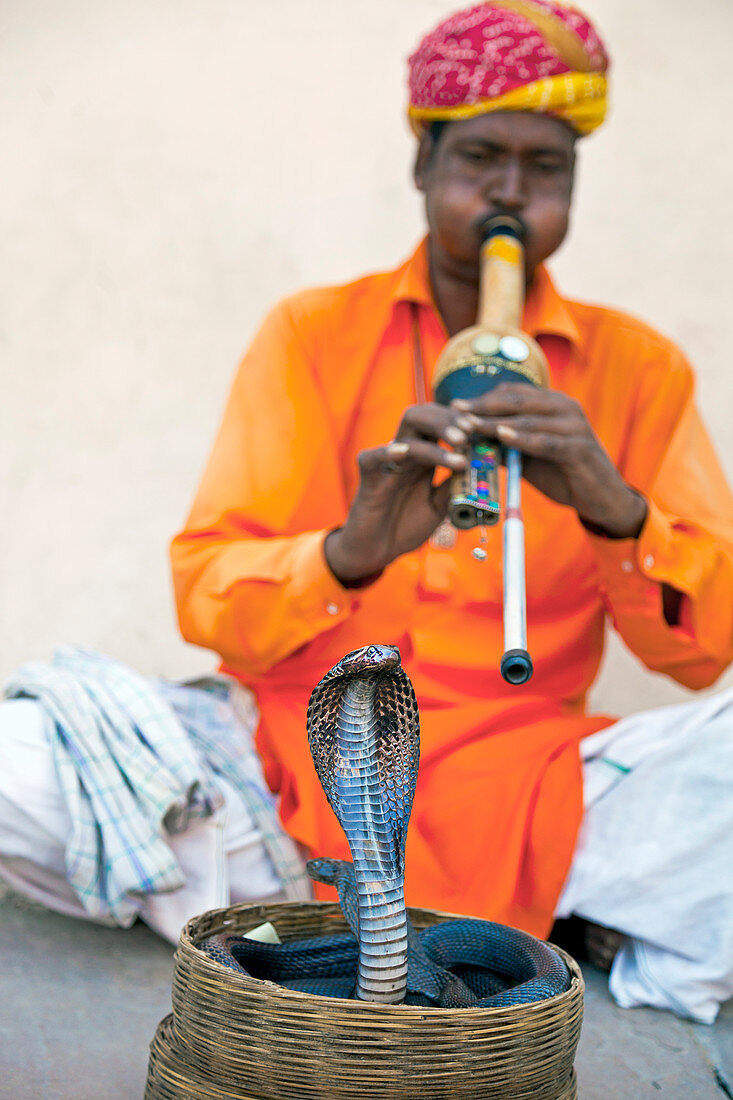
xmin=391 ymin=237 xmax=435 ymax=310
xmin=392 ymin=237 xmax=583 ymax=351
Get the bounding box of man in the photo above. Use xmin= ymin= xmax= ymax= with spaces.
xmin=171 ymin=1 xmax=733 ymax=1020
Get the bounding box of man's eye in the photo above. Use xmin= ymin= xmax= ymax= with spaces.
xmin=459 ymin=147 xmax=489 ymax=163
xmin=532 ymin=158 xmax=564 ymax=174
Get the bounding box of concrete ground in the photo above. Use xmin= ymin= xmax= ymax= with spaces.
xmin=1 ymin=881 xmax=730 ymax=1100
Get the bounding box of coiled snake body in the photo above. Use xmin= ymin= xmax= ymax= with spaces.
xmin=201 ymin=645 xmax=570 ymax=1008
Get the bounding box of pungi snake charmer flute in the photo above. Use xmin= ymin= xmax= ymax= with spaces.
xmin=432 ymin=216 xmax=549 ymax=685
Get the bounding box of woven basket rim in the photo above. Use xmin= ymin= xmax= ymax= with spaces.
xmin=179 ymin=899 xmax=584 ymax=1020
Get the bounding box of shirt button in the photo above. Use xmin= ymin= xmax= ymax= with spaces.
xmin=326 ymin=602 xmax=340 ymax=616
xmin=621 ymin=560 xmax=633 ymax=573
xmin=643 ymin=554 xmax=655 ymax=569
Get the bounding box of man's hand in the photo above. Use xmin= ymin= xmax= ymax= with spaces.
xmin=325 ymin=384 xmax=647 ymax=587
xmin=325 ymin=405 xmax=472 ymax=586
xmin=452 ymin=384 xmax=647 ymax=538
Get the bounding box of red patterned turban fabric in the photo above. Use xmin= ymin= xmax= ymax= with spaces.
xmin=407 ymin=0 xmax=609 ymax=136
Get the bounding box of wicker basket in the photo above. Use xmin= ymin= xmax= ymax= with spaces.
xmin=145 ymin=900 xmax=584 ymax=1100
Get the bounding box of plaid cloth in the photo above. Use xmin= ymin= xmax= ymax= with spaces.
xmin=159 ymin=676 xmax=311 ymax=904
xmin=4 ymin=646 xmax=309 ymax=925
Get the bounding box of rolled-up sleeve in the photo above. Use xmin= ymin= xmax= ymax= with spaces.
xmin=171 ymin=300 xmax=359 ymax=678
xmin=589 ymin=350 xmax=733 ymax=689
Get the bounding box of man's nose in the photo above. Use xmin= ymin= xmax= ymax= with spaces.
xmin=485 ymin=161 xmax=527 ymax=210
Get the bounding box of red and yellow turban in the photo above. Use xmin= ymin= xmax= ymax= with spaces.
xmin=407 ymin=0 xmax=609 ymax=137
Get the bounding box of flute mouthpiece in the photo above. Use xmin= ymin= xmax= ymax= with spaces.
xmin=480 ymin=214 xmax=526 ymax=243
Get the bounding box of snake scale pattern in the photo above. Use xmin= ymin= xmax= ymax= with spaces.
xmin=200 ymin=644 xmax=571 ymax=1008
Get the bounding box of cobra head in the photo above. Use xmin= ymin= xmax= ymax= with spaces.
xmin=307 ymin=645 xmax=420 ymax=874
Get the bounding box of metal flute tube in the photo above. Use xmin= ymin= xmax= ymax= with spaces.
xmin=500 ymin=447 xmax=533 ymax=685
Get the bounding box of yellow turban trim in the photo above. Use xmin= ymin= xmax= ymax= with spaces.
xmin=408 ymin=71 xmax=608 ymax=137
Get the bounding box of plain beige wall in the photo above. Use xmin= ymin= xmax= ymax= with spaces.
xmin=2 ymin=0 xmax=732 ymax=716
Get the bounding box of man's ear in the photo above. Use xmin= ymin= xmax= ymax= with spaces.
xmin=413 ymin=131 xmax=434 ymax=193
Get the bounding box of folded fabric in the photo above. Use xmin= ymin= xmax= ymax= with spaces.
xmin=3 ymin=646 xmax=309 ymax=925
xmin=159 ymin=676 xmax=310 ymax=903
xmin=557 ymin=687 xmax=733 ymax=1024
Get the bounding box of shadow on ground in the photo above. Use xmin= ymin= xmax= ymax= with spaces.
xmin=1 ymin=882 xmax=730 ymax=1099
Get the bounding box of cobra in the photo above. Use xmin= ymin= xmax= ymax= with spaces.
xmin=306 ymin=643 xmax=419 ymax=1003
xmin=200 ymin=645 xmax=570 ymax=1008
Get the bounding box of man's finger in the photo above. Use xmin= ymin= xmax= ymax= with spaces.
xmin=496 ymin=423 xmax=582 ymax=461
xmin=453 ymin=385 xmax=577 ymax=419
xmin=466 ymin=413 xmax=578 ymax=438
xmin=359 ymin=440 xmax=466 ymax=477
xmin=396 ymin=404 xmax=480 ymax=448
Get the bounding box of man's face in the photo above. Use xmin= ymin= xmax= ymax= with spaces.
xmin=414 ymin=111 xmax=576 ymax=283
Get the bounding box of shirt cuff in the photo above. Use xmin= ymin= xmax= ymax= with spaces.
xmin=586 ymin=500 xmax=685 ymax=605
xmin=287 ymin=529 xmax=359 ymax=628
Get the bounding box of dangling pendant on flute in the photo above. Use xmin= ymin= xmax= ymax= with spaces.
xmin=472 ymin=525 xmax=489 ymax=562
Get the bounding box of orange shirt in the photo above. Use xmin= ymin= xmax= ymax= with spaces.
xmin=171 ymin=240 xmax=733 ymax=936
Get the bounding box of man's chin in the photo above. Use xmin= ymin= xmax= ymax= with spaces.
xmin=439 ymin=246 xmax=483 ymax=285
